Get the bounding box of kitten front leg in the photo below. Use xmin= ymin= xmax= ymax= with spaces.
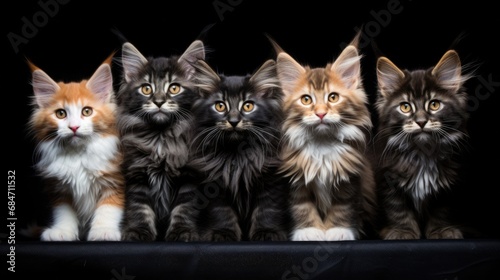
xmin=380 ymin=188 xmax=421 ymax=240
xmin=121 ymin=186 xmax=157 ymax=241
xmin=201 ymin=197 xmax=242 ymax=241
xmin=41 ymin=202 xmax=80 ymax=241
xmin=165 ymin=183 xmax=201 ymax=242
xmin=290 ymin=188 xmax=325 ymax=241
xmin=324 ymin=202 xmax=359 ymax=241
xmin=425 ymin=205 xmax=463 ymax=239
xmin=249 ymin=181 xmax=290 ymax=241
xmin=87 ymin=192 xmax=125 ymax=241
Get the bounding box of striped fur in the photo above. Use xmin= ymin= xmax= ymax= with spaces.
xmin=117 ymin=40 xmax=205 ymax=241
xmin=374 ymin=50 xmax=470 ymax=239
xmin=276 ymin=41 xmax=377 ymax=241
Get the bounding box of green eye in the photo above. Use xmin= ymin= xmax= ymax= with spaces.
xmin=140 ymin=84 xmax=153 ymax=95
xmin=82 ymin=107 xmax=93 ymax=117
xmin=242 ymin=101 xmax=254 ymax=112
xmin=429 ymin=100 xmax=441 ymax=111
xmin=215 ymin=102 xmax=226 ymax=112
xmin=301 ymin=95 xmax=312 ymax=105
xmin=55 ymin=109 xmax=66 ymax=119
xmin=400 ymin=102 xmax=411 ymax=113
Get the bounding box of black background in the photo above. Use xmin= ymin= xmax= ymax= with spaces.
xmin=4 ymin=0 xmax=500 ymax=239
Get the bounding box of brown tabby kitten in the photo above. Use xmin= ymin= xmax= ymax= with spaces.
xmin=374 ymin=50 xmax=471 ymax=239
xmin=276 ymin=39 xmax=377 ymax=241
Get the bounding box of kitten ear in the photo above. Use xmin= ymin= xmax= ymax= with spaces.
xmin=87 ymin=62 xmax=113 ymax=103
xmin=193 ymin=59 xmax=220 ymax=95
xmin=330 ymin=45 xmax=362 ymax=90
xmin=30 ymin=64 xmax=60 ymax=108
xmin=432 ymin=50 xmax=463 ymax=92
xmin=250 ymin=59 xmax=281 ymax=97
xmin=178 ymin=40 xmax=206 ymax=79
xmin=376 ymin=56 xmax=405 ymax=98
xmin=121 ymin=42 xmax=148 ymax=83
xmin=276 ymin=52 xmax=306 ymax=95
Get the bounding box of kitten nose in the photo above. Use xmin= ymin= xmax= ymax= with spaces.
xmin=69 ymin=126 xmax=79 ymax=133
xmin=228 ymin=111 xmax=240 ymax=128
xmin=416 ymin=121 xmax=427 ymax=128
xmin=316 ymin=113 xmax=326 ymax=120
xmin=153 ymin=99 xmax=165 ymax=108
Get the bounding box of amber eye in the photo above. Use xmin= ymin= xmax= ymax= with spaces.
xmin=140 ymin=84 xmax=153 ymax=95
xmin=168 ymin=83 xmax=181 ymax=95
xmin=55 ymin=109 xmax=66 ymax=119
xmin=328 ymin=92 xmax=339 ymax=103
xmin=82 ymin=107 xmax=93 ymax=117
xmin=242 ymin=101 xmax=254 ymax=112
xmin=215 ymin=101 xmax=226 ymax=112
xmin=429 ymin=100 xmax=441 ymax=111
xmin=301 ymin=95 xmax=313 ymax=105
xmin=400 ymin=102 xmax=412 ymax=113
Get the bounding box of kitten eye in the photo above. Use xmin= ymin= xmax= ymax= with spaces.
xmin=215 ymin=101 xmax=226 ymax=112
xmin=168 ymin=83 xmax=182 ymax=95
xmin=429 ymin=100 xmax=441 ymax=111
xmin=301 ymin=95 xmax=313 ymax=105
xmin=55 ymin=109 xmax=66 ymax=119
xmin=328 ymin=92 xmax=339 ymax=103
xmin=140 ymin=84 xmax=153 ymax=95
xmin=82 ymin=107 xmax=93 ymax=117
xmin=400 ymin=102 xmax=412 ymax=113
xmin=242 ymin=101 xmax=254 ymax=112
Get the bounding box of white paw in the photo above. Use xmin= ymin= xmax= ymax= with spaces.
xmin=41 ymin=227 xmax=79 ymax=241
xmin=87 ymin=227 xmax=121 ymax=241
xmin=325 ymin=227 xmax=357 ymax=241
xmin=291 ymin=227 xmax=325 ymax=241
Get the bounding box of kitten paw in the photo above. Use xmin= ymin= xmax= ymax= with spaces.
xmin=325 ymin=227 xmax=357 ymax=241
xmin=250 ymin=230 xmax=288 ymax=241
xmin=41 ymin=227 xmax=79 ymax=241
xmin=87 ymin=227 xmax=121 ymax=241
xmin=165 ymin=229 xmax=200 ymax=242
xmin=427 ymin=227 xmax=463 ymax=239
xmin=203 ymin=230 xmax=241 ymax=241
xmin=121 ymin=226 xmax=157 ymax=241
xmin=291 ymin=227 xmax=325 ymax=241
xmin=382 ymin=228 xmax=420 ymax=240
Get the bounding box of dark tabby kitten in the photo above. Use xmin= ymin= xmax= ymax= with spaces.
xmin=374 ymin=50 xmax=471 ymax=239
xmin=117 ymin=40 xmax=205 ymax=241
xmin=166 ymin=59 xmax=290 ymax=241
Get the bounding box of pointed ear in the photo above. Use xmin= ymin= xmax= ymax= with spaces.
xmin=276 ymin=52 xmax=305 ymax=95
xmin=265 ymin=33 xmax=285 ymax=56
xmin=31 ymin=66 xmax=60 ymax=108
xmin=250 ymin=59 xmax=281 ymax=97
xmin=121 ymin=42 xmax=148 ymax=83
xmin=376 ymin=56 xmax=405 ymax=98
xmin=432 ymin=50 xmax=463 ymax=92
xmin=331 ymin=45 xmax=362 ymax=90
xmin=87 ymin=62 xmax=113 ymax=103
xmin=193 ymin=59 xmax=220 ymax=96
xmin=178 ymin=40 xmax=206 ymax=79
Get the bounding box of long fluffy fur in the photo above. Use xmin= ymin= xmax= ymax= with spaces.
xmin=27 ymin=57 xmax=125 ymax=241
xmin=277 ymin=39 xmax=377 ymax=241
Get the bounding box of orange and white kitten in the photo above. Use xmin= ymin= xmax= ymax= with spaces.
xmin=276 ymin=39 xmax=377 ymax=241
xmin=28 ymin=55 xmax=125 ymax=241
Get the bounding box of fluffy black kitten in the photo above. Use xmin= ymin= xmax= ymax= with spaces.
xmin=117 ymin=40 xmax=205 ymax=241
xmin=374 ymin=50 xmax=471 ymax=239
xmin=166 ymin=59 xmax=291 ymax=241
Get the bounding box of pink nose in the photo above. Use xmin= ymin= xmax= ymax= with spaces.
xmin=316 ymin=113 xmax=326 ymax=120
xmin=70 ymin=126 xmax=79 ymax=133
